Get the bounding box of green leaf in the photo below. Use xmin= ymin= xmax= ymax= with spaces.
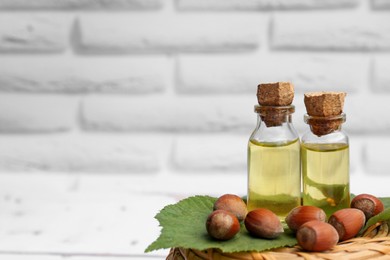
xmin=363 ymin=207 xmax=390 ymax=233
xmin=360 ymin=197 xmax=390 ymax=233
xmin=380 ymin=197 xmax=390 ymax=209
xmin=145 ymin=195 xmax=297 ymax=253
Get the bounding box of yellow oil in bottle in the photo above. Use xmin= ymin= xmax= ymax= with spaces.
xmin=302 ymin=143 xmax=350 ymax=216
xmin=247 ymin=139 xmax=301 ymax=218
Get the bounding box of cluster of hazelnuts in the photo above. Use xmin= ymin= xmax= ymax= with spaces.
xmin=206 ymin=193 xmax=384 ymax=252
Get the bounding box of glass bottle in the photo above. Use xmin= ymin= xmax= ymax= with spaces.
xmin=247 ymin=105 xmax=301 ymax=219
xmin=301 ymin=113 xmax=350 ymax=217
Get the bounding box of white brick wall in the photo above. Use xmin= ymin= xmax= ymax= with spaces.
xmin=0 ymin=14 xmax=69 ymax=52
xmin=0 ymin=0 xmax=390 ymax=192
xmin=272 ymin=13 xmax=390 ymax=51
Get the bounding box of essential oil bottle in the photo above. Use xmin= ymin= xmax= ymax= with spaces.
xmin=301 ymin=92 xmax=350 ymax=217
xmin=247 ymin=82 xmax=301 ymax=219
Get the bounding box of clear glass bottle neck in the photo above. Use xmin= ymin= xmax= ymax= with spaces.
xmin=302 ymin=113 xmax=348 ymax=144
xmin=250 ymin=105 xmax=299 ymax=144
xmin=257 ymin=113 xmax=293 ymax=126
xmin=304 ymin=113 xmax=346 ymax=137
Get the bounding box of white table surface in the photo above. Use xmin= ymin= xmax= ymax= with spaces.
xmin=0 ymin=170 xmax=388 ymax=259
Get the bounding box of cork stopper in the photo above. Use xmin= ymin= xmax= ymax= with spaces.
xmin=304 ymin=92 xmax=347 ymax=136
xmin=256 ymin=82 xmax=295 ymax=127
xmin=257 ymin=82 xmax=294 ymax=106
xmin=255 ymin=105 xmax=295 ymax=127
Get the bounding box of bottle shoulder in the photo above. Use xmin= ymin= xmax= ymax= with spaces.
xmin=250 ymin=122 xmax=299 ymax=143
xmin=301 ymin=130 xmax=349 ymax=144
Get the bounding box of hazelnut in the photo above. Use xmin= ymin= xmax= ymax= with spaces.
xmin=206 ymin=210 xmax=240 ymax=240
xmin=296 ymin=220 xmax=339 ymax=252
xmin=213 ymin=194 xmax=248 ymax=222
xmin=351 ymin=194 xmax=384 ymax=220
xmin=244 ymin=208 xmax=283 ymax=239
xmin=285 ymin=206 xmax=327 ymax=232
xmin=328 ymin=208 xmax=366 ymax=241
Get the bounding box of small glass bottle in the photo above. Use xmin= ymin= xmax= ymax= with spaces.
xmin=247 ymin=105 xmax=301 ymax=218
xmin=301 ymin=93 xmax=350 ymax=217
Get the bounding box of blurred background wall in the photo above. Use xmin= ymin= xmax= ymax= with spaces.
xmin=0 ymin=0 xmax=390 ymax=194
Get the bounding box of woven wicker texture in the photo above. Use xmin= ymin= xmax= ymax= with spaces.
xmin=167 ymin=221 xmax=390 ymax=260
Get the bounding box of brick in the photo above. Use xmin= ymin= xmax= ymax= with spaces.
xmin=172 ymin=135 xmax=247 ymax=172
xmin=0 ymin=94 xmax=76 ymax=133
xmin=343 ymin=95 xmax=390 ymax=135
xmin=81 ymin=96 xmax=255 ymax=132
xmin=0 ymin=135 xmax=160 ymax=172
xmin=177 ymin=0 xmax=358 ymax=11
xmin=0 ymin=14 xmax=69 ymax=53
xmin=0 ymin=56 xmax=168 ymax=93
xmin=348 ymin=136 xmax=363 ymax=174
xmin=372 ymin=0 xmax=390 ymax=9
xmin=178 ymin=54 xmax=367 ymax=94
xmin=364 ymin=138 xmax=390 ymax=175
xmin=272 ymin=13 xmax=390 ymax=51
xmin=77 ymin=14 xmax=263 ymax=53
xmin=0 ymin=0 xmax=162 ymax=10
xmin=373 ymin=57 xmax=390 ymax=92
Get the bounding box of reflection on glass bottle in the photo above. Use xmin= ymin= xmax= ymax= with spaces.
xmin=301 ymin=92 xmax=350 ymax=217
xmin=247 ymin=105 xmax=301 ymax=219
xmin=301 ymin=142 xmax=350 ymax=216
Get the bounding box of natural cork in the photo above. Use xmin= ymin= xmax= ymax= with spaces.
xmin=257 ymin=82 xmax=294 ymax=106
xmin=304 ymin=92 xmax=347 ymax=136
xmin=256 ymin=82 xmax=295 ymax=127
xmin=304 ymin=92 xmax=346 ymax=117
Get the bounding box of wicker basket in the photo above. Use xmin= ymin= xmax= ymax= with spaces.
xmin=167 ymin=221 xmax=390 ymax=260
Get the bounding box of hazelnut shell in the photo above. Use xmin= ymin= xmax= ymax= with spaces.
xmin=206 ymin=210 xmax=240 ymax=240
xmin=213 ymin=194 xmax=248 ymax=222
xmin=351 ymin=194 xmax=384 ymax=220
xmin=328 ymin=208 xmax=366 ymax=241
xmin=244 ymin=208 xmax=283 ymax=239
xmin=285 ymin=206 xmax=327 ymax=232
xmin=297 ymin=220 xmax=339 ymax=252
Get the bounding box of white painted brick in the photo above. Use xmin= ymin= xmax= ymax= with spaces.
xmin=177 ymin=0 xmax=358 ymax=11
xmin=348 ymin=136 xmax=363 ymax=174
xmin=172 ymin=135 xmax=248 ymax=172
xmin=0 ymin=94 xmax=77 ymax=133
xmin=81 ymin=96 xmax=256 ymax=133
xmin=292 ymin=93 xmax=308 ymax=134
xmin=372 ymin=0 xmax=390 ymax=9
xmin=178 ymin=54 xmax=367 ymax=94
xmin=364 ymin=138 xmax=390 ymax=175
xmin=272 ymin=13 xmax=390 ymax=51
xmin=0 ymin=0 xmax=162 ymax=10
xmin=0 ymin=135 xmax=160 ymax=172
xmin=373 ymin=57 xmax=390 ymax=92
xmin=0 ymin=56 xmax=168 ymax=93
xmin=344 ymin=95 xmax=390 ymax=135
xmin=77 ymin=14 xmax=263 ymax=53
xmin=0 ymin=14 xmax=69 ymax=52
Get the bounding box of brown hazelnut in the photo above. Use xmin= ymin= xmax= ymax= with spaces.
xmin=213 ymin=194 xmax=248 ymax=222
xmin=351 ymin=194 xmax=384 ymax=220
xmin=296 ymin=220 xmax=339 ymax=252
xmin=285 ymin=206 xmax=327 ymax=232
xmin=328 ymin=208 xmax=366 ymax=241
xmin=244 ymin=208 xmax=283 ymax=239
xmin=206 ymin=210 xmax=240 ymax=240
